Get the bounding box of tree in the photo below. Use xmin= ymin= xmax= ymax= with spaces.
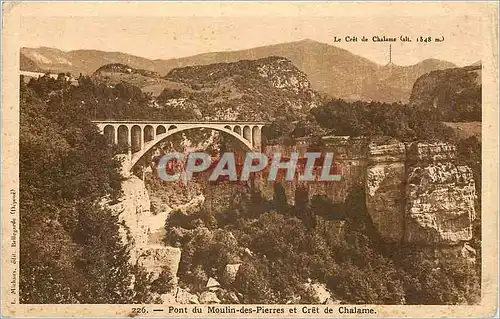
xmin=19 ymin=79 xmax=152 ymax=303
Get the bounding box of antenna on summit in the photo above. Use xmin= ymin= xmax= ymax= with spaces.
xmin=389 ymin=44 xmax=392 ymax=64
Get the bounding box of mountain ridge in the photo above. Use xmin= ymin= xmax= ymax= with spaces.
xmin=20 ymin=39 xmax=456 ymax=103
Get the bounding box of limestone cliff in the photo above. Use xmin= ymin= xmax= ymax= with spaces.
xmin=365 ymin=139 xmax=406 ymax=243
xmin=107 ymin=175 xmax=153 ymax=261
xmin=405 ymin=157 xmax=476 ymax=245
xmin=106 ymin=167 xmax=181 ymax=279
xmin=364 ymin=140 xmax=476 ymax=246
xmin=262 ymin=138 xmax=477 ymax=249
xmin=260 ymin=136 xmax=368 ymax=205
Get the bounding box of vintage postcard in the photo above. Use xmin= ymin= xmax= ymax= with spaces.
xmin=2 ymin=1 xmax=498 ymax=318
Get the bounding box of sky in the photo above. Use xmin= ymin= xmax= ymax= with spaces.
xmin=18 ymin=5 xmax=487 ymax=67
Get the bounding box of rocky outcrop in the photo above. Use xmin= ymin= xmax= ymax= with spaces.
xmin=256 ymin=57 xmax=312 ymax=95
xmin=261 ymin=138 xmax=476 ymax=250
xmin=409 ymin=65 xmax=481 ymax=121
xmin=164 ymin=56 xmax=321 ymax=121
xmin=206 ymin=277 xmax=221 ymax=291
xmin=136 ymin=245 xmax=182 ymax=282
xmin=404 ymin=142 xmax=476 ymax=246
xmin=365 ymin=140 xmax=406 ymax=243
xmin=303 ymin=282 xmax=332 ymax=304
xmin=221 ymin=264 xmax=241 ymax=285
xmin=259 ymin=136 xmax=368 ymax=205
xmin=106 ymin=167 xmax=182 ymax=279
xmin=94 ymin=63 xmax=160 ymax=78
xmin=405 ymin=163 xmax=476 ymax=245
xmin=364 ymin=140 xmax=476 ymax=247
xmin=108 ymin=175 xmax=152 ymax=255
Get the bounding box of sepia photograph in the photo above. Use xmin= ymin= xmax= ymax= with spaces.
xmin=2 ymin=2 xmax=498 ymax=318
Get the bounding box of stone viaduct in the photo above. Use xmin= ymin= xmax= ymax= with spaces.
xmin=92 ymin=120 xmax=265 ymax=170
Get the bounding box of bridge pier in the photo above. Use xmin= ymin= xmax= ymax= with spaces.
xmin=253 ymin=126 xmax=262 ymax=150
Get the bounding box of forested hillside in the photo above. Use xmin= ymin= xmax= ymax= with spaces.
xmin=159 ymin=182 xmax=480 ymax=304
xmin=19 ymin=75 xmax=155 ymax=303
xmin=409 ymin=65 xmax=481 ymax=121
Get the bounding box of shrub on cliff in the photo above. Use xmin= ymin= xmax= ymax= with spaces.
xmin=150 ymin=267 xmax=175 ymax=294
xmin=174 ymin=227 xmax=240 ymax=291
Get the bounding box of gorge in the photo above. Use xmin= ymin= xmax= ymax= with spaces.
xmin=110 ymin=134 xmax=477 ymax=304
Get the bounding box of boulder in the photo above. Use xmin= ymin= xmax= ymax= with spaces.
xmin=303 ymin=282 xmax=331 ymax=304
xmin=206 ymin=277 xmax=221 ymax=291
xmin=222 ymin=264 xmax=241 ymax=285
xmin=136 ymin=246 xmax=181 ymax=282
xmin=199 ymin=291 xmax=221 ymax=304
xmin=175 ymin=287 xmax=199 ymax=304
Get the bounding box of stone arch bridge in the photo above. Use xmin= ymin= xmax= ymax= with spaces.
xmin=92 ymin=120 xmax=265 ymax=170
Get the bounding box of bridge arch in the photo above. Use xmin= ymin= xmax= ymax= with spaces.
xmin=130 ymin=125 xmax=255 ymax=169
xmin=156 ymin=125 xmax=166 ymax=135
xmin=144 ymin=125 xmax=154 ymax=142
xmin=117 ymin=125 xmax=129 ymax=146
xmin=234 ymin=125 xmax=242 ymax=135
xmin=103 ymin=125 xmax=115 ymax=144
xmin=131 ymin=125 xmax=142 ymax=152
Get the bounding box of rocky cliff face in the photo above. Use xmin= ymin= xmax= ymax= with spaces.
xmin=109 ymin=175 xmax=153 ymax=255
xmin=365 ymin=139 xmax=406 ymax=243
xmin=106 ymin=160 xmax=181 ymax=279
xmin=261 ymin=138 xmax=477 ymax=250
xmin=259 ymin=136 xmax=368 ymax=205
xmin=405 ymin=154 xmax=476 ymax=245
xmin=109 ymin=138 xmax=476 ymax=299
xmin=364 ymin=140 xmax=476 ymax=247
